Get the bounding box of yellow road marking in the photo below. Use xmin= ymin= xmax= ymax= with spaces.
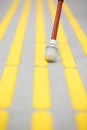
xmin=47 ymin=0 xmax=76 ymax=68
xmin=63 ymin=3 xmax=87 ymax=56
xmin=65 ymin=69 xmax=87 ymax=110
xmin=0 ymin=67 xmax=18 ymax=108
xmin=0 ymin=0 xmax=20 ymax=40
xmin=76 ymin=113 xmax=87 ymax=130
xmin=35 ymin=44 xmax=48 ymax=66
xmin=6 ymin=0 xmax=31 ymax=65
xmin=31 ymin=111 xmax=53 ymax=130
xmin=35 ymin=0 xmax=47 ymax=66
xmin=33 ymin=68 xmax=51 ymax=109
xmin=0 ymin=111 xmax=9 ymax=130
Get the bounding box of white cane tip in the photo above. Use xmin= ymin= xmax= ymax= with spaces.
xmin=45 ymin=46 xmax=58 ymax=62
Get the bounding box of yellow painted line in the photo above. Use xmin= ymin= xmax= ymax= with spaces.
xmin=63 ymin=3 xmax=87 ymax=56
xmin=35 ymin=44 xmax=48 ymax=66
xmin=33 ymin=68 xmax=51 ymax=109
xmin=65 ymin=69 xmax=87 ymax=110
xmin=14 ymin=0 xmax=31 ymax=42
xmin=0 ymin=111 xmax=9 ymax=130
xmin=31 ymin=111 xmax=53 ymax=130
xmin=36 ymin=0 xmax=46 ymax=43
xmin=0 ymin=67 xmax=18 ymax=108
xmin=6 ymin=42 xmax=23 ymax=65
xmin=47 ymin=0 xmax=76 ymax=68
xmin=6 ymin=0 xmax=31 ymax=65
xmin=0 ymin=0 xmax=20 ymax=40
xmin=76 ymin=113 xmax=87 ymax=130
xmin=35 ymin=0 xmax=47 ymax=66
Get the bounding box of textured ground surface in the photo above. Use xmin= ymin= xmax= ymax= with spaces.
xmin=0 ymin=0 xmax=87 ymax=130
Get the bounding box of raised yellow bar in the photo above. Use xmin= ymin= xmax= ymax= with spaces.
xmin=0 ymin=111 xmax=9 ymax=130
xmin=63 ymin=3 xmax=87 ymax=56
xmin=6 ymin=42 xmax=23 ymax=65
xmin=14 ymin=0 xmax=31 ymax=42
xmin=0 ymin=0 xmax=20 ymax=40
xmin=35 ymin=44 xmax=48 ymax=67
xmin=31 ymin=112 xmax=53 ymax=130
xmin=65 ymin=69 xmax=87 ymax=110
xmin=0 ymin=67 xmax=18 ymax=108
xmin=36 ymin=0 xmax=46 ymax=43
xmin=7 ymin=0 xmax=31 ymax=65
xmin=76 ymin=113 xmax=87 ymax=130
xmin=33 ymin=68 xmax=51 ymax=109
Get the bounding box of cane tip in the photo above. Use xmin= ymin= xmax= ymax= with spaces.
xmin=45 ymin=45 xmax=58 ymax=62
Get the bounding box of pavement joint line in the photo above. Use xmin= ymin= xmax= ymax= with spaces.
xmin=0 ymin=0 xmax=20 ymax=40
xmin=63 ymin=3 xmax=87 ymax=56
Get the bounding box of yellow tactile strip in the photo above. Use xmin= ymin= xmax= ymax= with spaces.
xmin=0 ymin=0 xmax=32 ymax=129
xmin=35 ymin=44 xmax=48 ymax=67
xmin=0 ymin=67 xmax=18 ymax=108
xmin=58 ymin=24 xmax=76 ymax=68
xmin=65 ymin=69 xmax=87 ymax=111
xmin=31 ymin=111 xmax=53 ymax=130
xmin=36 ymin=0 xmax=45 ymax=43
xmin=0 ymin=0 xmax=20 ymax=40
xmin=48 ymin=0 xmax=87 ymax=130
xmin=33 ymin=68 xmax=51 ymax=109
xmin=6 ymin=0 xmax=31 ymax=66
xmin=32 ymin=0 xmax=53 ymax=129
xmin=63 ymin=3 xmax=87 ymax=56
xmin=76 ymin=113 xmax=87 ymax=130
xmin=6 ymin=42 xmax=23 ymax=65
xmin=0 ymin=111 xmax=9 ymax=130
xmin=35 ymin=0 xmax=47 ymax=67
xmin=0 ymin=0 xmax=87 ymax=129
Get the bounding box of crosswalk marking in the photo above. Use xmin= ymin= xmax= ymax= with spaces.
xmin=33 ymin=68 xmax=51 ymax=109
xmin=63 ymin=3 xmax=87 ymax=56
xmin=47 ymin=0 xmax=76 ymax=68
xmin=6 ymin=0 xmax=31 ymax=65
xmin=65 ymin=69 xmax=87 ymax=110
xmin=31 ymin=112 xmax=53 ymax=130
xmin=0 ymin=111 xmax=9 ymax=130
xmin=0 ymin=0 xmax=20 ymax=40
xmin=0 ymin=67 xmax=18 ymax=108
xmin=76 ymin=113 xmax=87 ymax=130
xmin=35 ymin=0 xmax=47 ymax=66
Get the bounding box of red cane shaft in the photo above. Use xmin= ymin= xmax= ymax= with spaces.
xmin=51 ymin=0 xmax=63 ymax=40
